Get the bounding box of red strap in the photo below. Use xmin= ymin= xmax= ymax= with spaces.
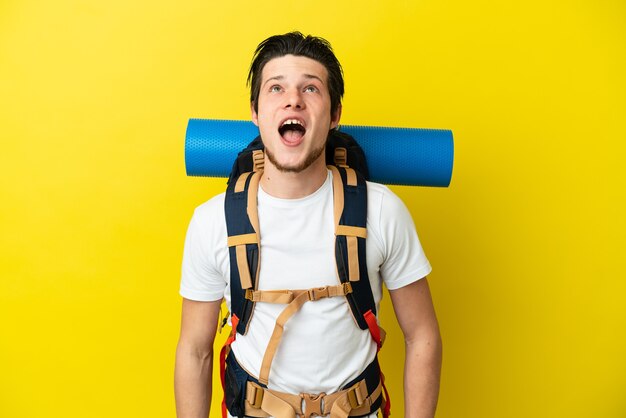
xmin=381 ymin=371 xmax=391 ymax=418
xmin=220 ymin=314 xmax=239 ymax=418
xmin=363 ymin=310 xmax=391 ymax=417
xmin=363 ymin=310 xmax=381 ymax=351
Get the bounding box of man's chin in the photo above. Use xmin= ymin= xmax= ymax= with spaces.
xmin=266 ymin=146 xmax=325 ymax=174
xmin=267 ymin=157 xmax=309 ymax=174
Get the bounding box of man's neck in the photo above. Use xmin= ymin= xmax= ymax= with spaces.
xmin=259 ymin=158 xmax=328 ymax=199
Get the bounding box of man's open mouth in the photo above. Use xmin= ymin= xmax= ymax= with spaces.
xmin=278 ymin=119 xmax=306 ymax=144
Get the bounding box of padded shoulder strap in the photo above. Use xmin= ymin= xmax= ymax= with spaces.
xmin=224 ymin=171 xmax=262 ymax=335
xmin=329 ymin=166 xmax=377 ymax=330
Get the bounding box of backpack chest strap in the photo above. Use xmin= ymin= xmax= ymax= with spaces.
xmin=257 ymin=283 xmax=353 ymax=386
xmin=245 ymin=282 xmax=353 ymax=304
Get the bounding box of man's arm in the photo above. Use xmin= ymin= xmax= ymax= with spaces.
xmin=175 ymin=298 xmax=222 ymax=418
xmin=388 ymin=277 xmax=442 ymax=418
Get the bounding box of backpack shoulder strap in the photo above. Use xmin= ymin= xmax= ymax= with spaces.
xmin=329 ymin=165 xmax=377 ymax=330
xmin=224 ymin=170 xmax=262 ymax=335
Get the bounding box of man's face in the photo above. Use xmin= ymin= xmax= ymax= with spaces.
xmin=251 ymin=54 xmax=341 ymax=173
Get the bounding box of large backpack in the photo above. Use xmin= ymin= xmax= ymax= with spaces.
xmin=219 ymin=130 xmax=390 ymax=418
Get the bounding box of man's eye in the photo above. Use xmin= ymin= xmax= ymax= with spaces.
xmin=304 ymin=86 xmax=319 ymax=93
xmin=269 ymin=85 xmax=282 ymax=92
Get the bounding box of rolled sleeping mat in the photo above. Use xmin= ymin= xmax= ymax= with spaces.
xmin=185 ymin=118 xmax=454 ymax=187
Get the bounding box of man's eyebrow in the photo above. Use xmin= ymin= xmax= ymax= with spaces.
xmin=262 ymin=74 xmax=325 ymax=88
xmin=303 ymin=74 xmax=325 ymax=84
xmin=262 ymin=75 xmax=284 ymax=88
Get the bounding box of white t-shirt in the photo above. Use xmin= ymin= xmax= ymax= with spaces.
xmin=180 ymin=170 xmax=431 ymax=415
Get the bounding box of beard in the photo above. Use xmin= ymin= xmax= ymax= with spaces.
xmin=265 ymin=142 xmax=326 ymax=173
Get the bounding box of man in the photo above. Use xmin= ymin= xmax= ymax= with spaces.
xmin=175 ymin=32 xmax=442 ymax=418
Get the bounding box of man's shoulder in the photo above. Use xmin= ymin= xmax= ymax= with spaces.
xmin=365 ymin=181 xmax=406 ymax=214
xmin=365 ymin=180 xmax=393 ymax=198
xmin=191 ymin=192 xmax=226 ymax=224
xmin=184 ymin=191 xmax=228 ymax=254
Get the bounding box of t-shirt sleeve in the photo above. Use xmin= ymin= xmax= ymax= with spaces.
xmin=377 ymin=188 xmax=432 ymax=290
xmin=179 ymin=203 xmax=227 ymax=302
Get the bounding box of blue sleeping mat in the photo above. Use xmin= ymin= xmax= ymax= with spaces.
xmin=185 ymin=119 xmax=454 ymax=187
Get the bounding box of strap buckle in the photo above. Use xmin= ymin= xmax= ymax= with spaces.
xmin=347 ymin=382 xmax=367 ymax=409
xmin=248 ymin=383 xmax=264 ymax=409
xmin=334 ymin=147 xmax=349 ymax=167
xmin=300 ymin=392 xmax=325 ymax=418
xmin=252 ymin=150 xmax=265 ymax=172
xmin=342 ymin=282 xmax=353 ymax=295
xmin=307 ymin=287 xmax=329 ymax=301
xmin=245 ymin=289 xmax=254 ymax=300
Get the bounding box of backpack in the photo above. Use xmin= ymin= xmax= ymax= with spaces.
xmin=219 ymin=130 xmax=390 ymax=418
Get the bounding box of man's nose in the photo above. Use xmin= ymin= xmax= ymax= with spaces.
xmin=284 ymin=89 xmax=304 ymax=109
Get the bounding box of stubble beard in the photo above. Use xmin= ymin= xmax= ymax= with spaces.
xmin=265 ymin=141 xmax=326 ymax=173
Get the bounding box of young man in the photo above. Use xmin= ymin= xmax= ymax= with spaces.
xmin=175 ymin=32 xmax=442 ymax=418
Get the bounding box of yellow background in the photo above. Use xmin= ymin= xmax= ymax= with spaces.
xmin=1 ymin=0 xmax=625 ymax=417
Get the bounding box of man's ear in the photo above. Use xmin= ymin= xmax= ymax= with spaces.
xmin=330 ymin=104 xmax=342 ymax=130
xmin=251 ymin=102 xmax=259 ymax=126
